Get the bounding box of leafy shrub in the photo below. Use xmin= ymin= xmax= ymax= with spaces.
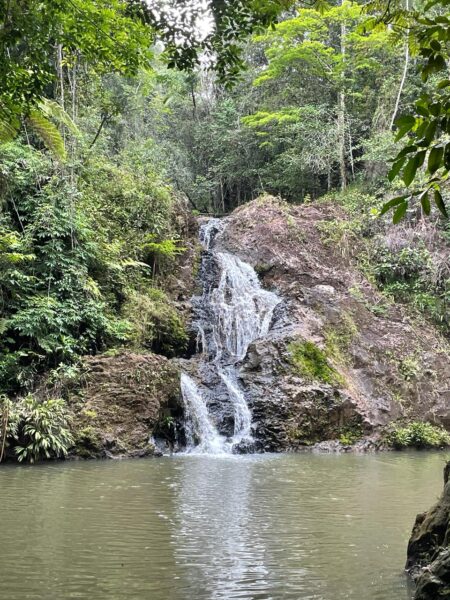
xmin=0 ymin=138 xmax=184 ymax=390
xmin=141 ymin=235 xmax=186 ymax=277
xmin=372 ymin=245 xmax=432 ymax=287
xmin=369 ymin=241 xmax=449 ymax=332
xmin=288 ymin=340 xmax=343 ymax=385
xmin=385 ymin=421 xmax=450 ymax=449
xmin=338 ymin=424 xmax=363 ymax=446
xmin=0 ymin=395 xmax=74 ymax=463
xmin=122 ymin=288 xmax=188 ymax=358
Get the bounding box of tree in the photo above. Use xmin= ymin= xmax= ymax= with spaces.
xmin=379 ymin=0 xmax=450 ymax=219
xmin=0 ymin=0 xmax=154 ymax=139
xmin=243 ymin=1 xmax=401 ymax=193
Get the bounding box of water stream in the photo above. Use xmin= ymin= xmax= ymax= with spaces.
xmin=180 ymin=219 xmax=280 ymax=454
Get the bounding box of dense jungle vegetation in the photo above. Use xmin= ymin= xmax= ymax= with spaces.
xmin=0 ymin=0 xmax=449 ymax=461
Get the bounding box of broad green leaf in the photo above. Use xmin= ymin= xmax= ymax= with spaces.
xmin=428 ymin=146 xmax=444 ymax=174
xmin=393 ymin=202 xmax=408 ymax=224
xmin=396 ymin=145 xmax=418 ymax=160
xmin=395 ymin=115 xmax=416 ymax=141
xmin=419 ymin=190 xmax=431 ymax=215
xmin=403 ymin=153 xmax=424 ymax=186
xmin=434 ymin=189 xmax=448 ymax=217
xmin=388 ymin=157 xmax=406 ymax=182
xmin=379 ymin=195 xmax=409 ymax=216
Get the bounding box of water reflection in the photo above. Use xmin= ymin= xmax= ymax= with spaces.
xmin=0 ymin=452 xmax=447 ymax=600
xmin=173 ymin=455 xmax=271 ymax=599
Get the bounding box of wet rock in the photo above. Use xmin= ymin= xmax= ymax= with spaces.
xmin=406 ymin=461 xmax=450 ymax=599
xmin=213 ymin=196 xmax=450 ymax=449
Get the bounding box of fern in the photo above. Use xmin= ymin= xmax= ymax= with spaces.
xmin=38 ymin=98 xmax=81 ymax=137
xmin=0 ymin=118 xmax=18 ymax=143
xmin=1 ymin=99 xmax=80 ymax=160
xmin=27 ymin=110 xmax=67 ymax=161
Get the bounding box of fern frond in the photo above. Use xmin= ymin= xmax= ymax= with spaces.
xmin=38 ymin=99 xmax=81 ymax=137
xmin=27 ymin=110 xmax=67 ymax=161
xmin=0 ymin=118 xmax=18 ymax=143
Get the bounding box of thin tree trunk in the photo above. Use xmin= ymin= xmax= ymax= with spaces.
xmin=56 ymin=44 xmax=65 ymax=110
xmin=390 ymin=0 xmax=410 ymax=130
xmin=89 ymin=113 xmax=109 ymax=148
xmin=348 ymin=121 xmax=355 ymax=180
xmin=338 ymin=0 xmax=347 ymax=191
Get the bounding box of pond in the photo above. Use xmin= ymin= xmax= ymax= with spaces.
xmin=0 ymin=451 xmax=448 ymax=600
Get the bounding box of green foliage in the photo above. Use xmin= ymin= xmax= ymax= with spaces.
xmin=288 ymin=339 xmax=343 ymax=385
xmin=338 ymin=423 xmax=363 ymax=446
xmin=142 ymin=235 xmax=186 ymax=276
xmin=325 ymin=313 xmax=358 ymax=365
xmin=0 ymin=0 xmax=154 ymax=135
xmin=0 ymin=126 xmax=184 ymax=389
xmin=398 ymin=355 xmax=421 ymax=382
xmin=319 ymin=217 xmax=363 ymax=259
xmin=385 ymin=421 xmax=450 ymax=449
xmin=0 ymin=395 xmax=74 ymax=463
xmin=122 ymin=289 xmax=188 ymax=358
xmin=381 ymin=1 xmax=450 ymax=219
xmin=369 ymin=241 xmax=449 ymax=331
xmin=153 ymin=0 xmax=295 ymax=86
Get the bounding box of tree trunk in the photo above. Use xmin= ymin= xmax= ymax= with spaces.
xmin=390 ymin=0 xmax=410 ymax=130
xmin=56 ymin=44 xmax=65 ymax=110
xmin=338 ymin=0 xmax=347 ymax=191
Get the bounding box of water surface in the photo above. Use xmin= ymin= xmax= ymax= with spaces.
xmin=0 ymin=451 xmax=448 ymax=600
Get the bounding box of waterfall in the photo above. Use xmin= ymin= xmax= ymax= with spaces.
xmin=180 ymin=218 xmax=281 ymax=454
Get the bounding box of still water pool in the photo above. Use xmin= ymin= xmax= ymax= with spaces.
xmin=0 ymin=451 xmax=448 ymax=600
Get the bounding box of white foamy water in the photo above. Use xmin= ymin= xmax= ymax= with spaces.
xmin=181 ymin=219 xmax=281 ymax=454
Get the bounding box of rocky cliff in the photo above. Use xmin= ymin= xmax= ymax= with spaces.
xmin=407 ymin=461 xmax=450 ymax=599
xmin=68 ymin=352 xmax=180 ymax=458
xmin=210 ymin=196 xmax=450 ymax=450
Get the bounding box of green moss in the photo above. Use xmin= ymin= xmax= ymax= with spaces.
xmin=324 ymin=312 xmax=357 ymax=366
xmin=288 ymin=339 xmax=343 ymax=385
xmin=384 ymin=421 xmax=450 ymax=449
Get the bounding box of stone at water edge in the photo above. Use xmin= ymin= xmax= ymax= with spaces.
xmin=406 ymin=461 xmax=450 ymax=600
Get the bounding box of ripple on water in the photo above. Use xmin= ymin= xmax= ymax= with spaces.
xmin=0 ymin=451 xmax=447 ymax=600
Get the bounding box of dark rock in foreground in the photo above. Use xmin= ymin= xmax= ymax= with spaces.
xmin=406 ymin=461 xmax=450 ymax=599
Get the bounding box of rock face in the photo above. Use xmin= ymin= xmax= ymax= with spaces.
xmin=69 ymin=352 xmax=181 ymax=458
xmin=208 ymin=196 xmax=450 ymax=450
xmin=406 ymin=461 xmax=450 ymax=599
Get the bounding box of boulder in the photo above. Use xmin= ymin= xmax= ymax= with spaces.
xmin=407 ymin=461 xmax=450 ymax=599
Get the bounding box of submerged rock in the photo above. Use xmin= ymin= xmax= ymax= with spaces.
xmin=406 ymin=461 xmax=450 ymax=599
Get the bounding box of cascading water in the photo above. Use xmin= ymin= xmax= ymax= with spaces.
xmin=180 ymin=218 xmax=281 ymax=454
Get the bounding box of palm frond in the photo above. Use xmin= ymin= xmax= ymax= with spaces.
xmin=0 ymin=118 xmax=18 ymax=143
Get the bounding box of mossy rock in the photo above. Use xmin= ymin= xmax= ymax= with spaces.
xmin=288 ymin=339 xmax=344 ymax=385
